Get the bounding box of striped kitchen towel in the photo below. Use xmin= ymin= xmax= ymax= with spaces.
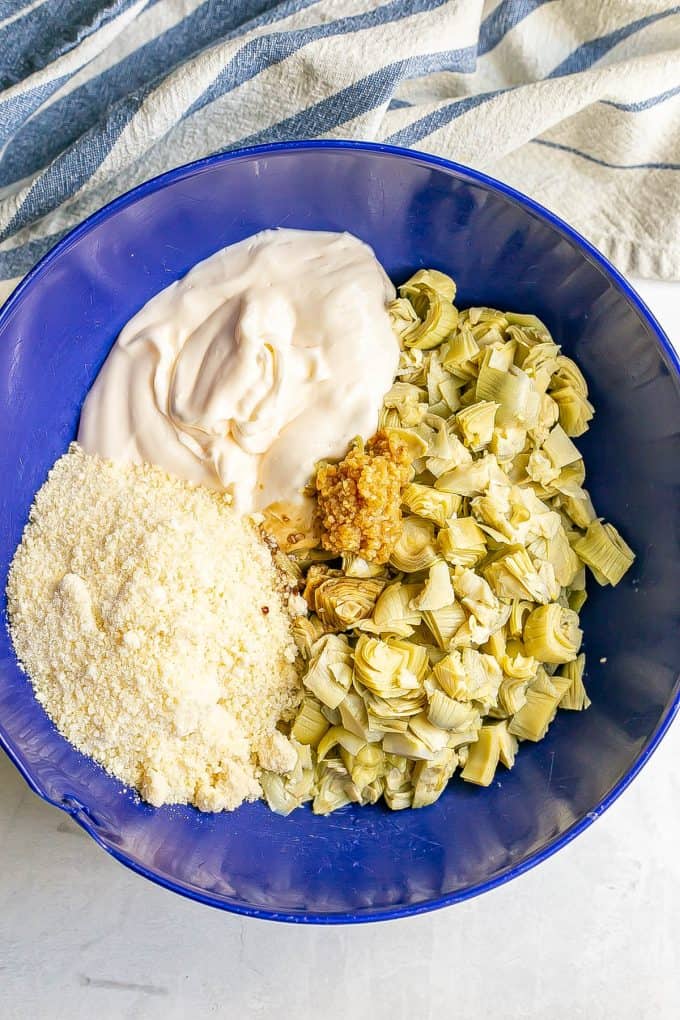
xmin=1 ymin=0 xmax=679 ymax=305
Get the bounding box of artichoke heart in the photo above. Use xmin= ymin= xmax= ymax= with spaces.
xmin=440 ymin=328 xmax=480 ymax=376
xmin=302 ymin=633 xmax=354 ymax=708
xmin=421 ymin=602 xmax=467 ymax=649
xmin=353 ymin=634 xmax=428 ymax=697
xmin=291 ymin=696 xmax=330 ymax=747
xmin=261 ymin=498 xmax=321 ymax=553
xmin=313 ymin=576 xmax=385 ymax=632
xmin=437 ymin=517 xmax=487 ymax=567
xmin=400 ymin=268 xmax=457 ymax=303
xmin=270 ymin=270 xmax=635 ymax=814
xmin=357 ymin=580 xmax=422 ymax=638
xmin=388 ymin=296 xmax=419 ymax=339
xmin=427 ymin=689 xmax=480 ymax=732
xmin=460 ymin=722 xmax=512 ymax=787
xmin=412 ymin=748 xmax=458 ymax=808
xmin=558 ymin=653 xmax=591 ymax=711
xmin=409 ymin=560 xmax=455 ymax=612
xmin=402 ymin=482 xmax=459 ymax=526
xmin=572 ymin=519 xmax=635 ymax=586
xmin=400 ymin=283 xmax=459 ymax=350
xmin=456 ymin=400 xmax=499 ymax=452
xmin=483 ymin=546 xmax=557 ymax=604
xmin=523 ymin=603 xmax=583 ymax=664
xmin=389 ymin=516 xmax=439 ymax=572
xmin=476 ymin=363 xmax=540 ymax=428
xmin=292 ymin=614 xmax=326 ymax=658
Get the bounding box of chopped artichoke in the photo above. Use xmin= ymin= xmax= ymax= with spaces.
xmin=353 ymin=635 xmax=428 ymax=697
xmin=260 ymin=498 xmax=321 ymax=553
xmin=313 ymin=760 xmax=353 ymax=815
xmin=399 ymin=284 xmax=459 ymax=350
xmin=572 ymin=519 xmax=635 ymax=586
xmin=292 ymin=614 xmax=326 ymax=658
xmin=402 ymin=482 xmax=459 ymax=526
xmin=459 ymin=723 xmax=508 ymax=786
xmin=400 ymin=268 xmax=457 ymax=303
xmin=435 ymin=454 xmax=505 ymax=497
xmin=260 ymin=772 xmax=304 ymax=816
xmin=568 ymin=588 xmax=588 ymax=612
xmin=523 ymin=604 xmax=582 ymax=664
xmin=453 ymin=568 xmax=511 ymax=637
xmin=551 ymin=354 xmax=589 ymax=396
xmin=395 ymin=345 xmax=426 ymax=384
xmin=549 ymin=384 xmax=594 ymax=437
xmin=495 ymin=674 xmax=530 ymax=717
xmin=347 ymin=744 xmax=386 ymax=790
xmin=291 ymin=696 xmax=330 ymax=747
xmin=412 ymin=748 xmax=458 ymax=807
xmin=409 ymin=560 xmax=455 ymax=612
xmin=462 ymin=307 xmax=509 ymax=346
xmin=508 ymin=598 xmax=532 ymax=638
xmin=507 ymin=677 xmax=566 ymax=742
xmin=303 ymin=634 xmax=354 ymax=708
xmin=558 ymin=488 xmax=597 ymax=529
xmin=382 ymin=731 xmax=435 ymax=761
xmin=389 ymin=516 xmax=439 ymax=572
xmin=476 ymin=363 xmax=540 ymax=428
xmin=338 ymin=690 xmax=375 ymax=741
xmin=317 ymin=725 xmax=366 ymax=762
xmin=432 ymin=647 xmax=502 ymax=711
xmin=542 ymin=424 xmax=581 ymax=469
xmin=313 ymin=576 xmax=385 ymax=632
xmin=381 ymin=382 xmax=428 ymax=427
xmin=528 ymin=527 xmax=581 ymax=588
xmin=440 ymin=328 xmax=480 ymax=376
xmin=437 ymin=517 xmax=487 ymax=567
xmin=421 ymin=602 xmax=467 ymax=649
xmin=384 ymin=756 xmax=414 ymax=810
xmin=520 ymin=342 xmax=561 ymax=392
xmin=558 ymin=654 xmax=591 ymax=711
xmin=383 ymin=426 xmax=429 ymax=461
xmin=490 ymin=425 xmax=527 ymax=462
xmin=341 ymin=553 xmax=388 ymax=578
xmin=504 ymin=310 xmax=552 ymax=340
xmin=358 ymin=580 xmax=422 ymax=637
xmin=264 ymin=274 xmax=635 ymax=815
xmin=388 ymin=296 xmax=419 ymax=338
xmin=302 ymin=563 xmax=341 ymax=610
xmin=427 ymin=689 xmax=479 ymax=731
xmin=484 ymin=546 xmax=556 ymax=604
xmin=456 ymin=400 xmax=499 ymax=452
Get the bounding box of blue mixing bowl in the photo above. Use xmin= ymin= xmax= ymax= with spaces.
xmin=1 ymin=142 xmax=679 ymax=923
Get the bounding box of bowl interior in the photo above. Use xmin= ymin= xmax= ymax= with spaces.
xmin=1 ymin=143 xmax=679 ymax=921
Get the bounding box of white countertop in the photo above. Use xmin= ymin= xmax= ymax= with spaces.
xmin=1 ymin=278 xmax=678 ymax=1020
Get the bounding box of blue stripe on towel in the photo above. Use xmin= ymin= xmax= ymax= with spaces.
xmin=602 ymin=84 xmax=680 ymax=113
xmin=0 ymin=0 xmax=451 ymax=239
xmin=0 ymin=0 xmax=145 ymax=89
xmin=234 ymin=46 xmax=477 ymax=148
xmin=548 ymin=6 xmax=680 ymax=78
xmin=0 ymin=0 xmax=317 ymax=187
xmin=478 ymin=0 xmax=554 ymax=56
xmin=532 ymin=137 xmax=680 ymax=171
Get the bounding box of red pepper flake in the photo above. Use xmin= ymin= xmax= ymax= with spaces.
xmin=261 ymin=605 xmax=270 ymax=615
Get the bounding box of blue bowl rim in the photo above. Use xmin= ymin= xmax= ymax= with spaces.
xmin=1 ymin=138 xmax=679 ymax=924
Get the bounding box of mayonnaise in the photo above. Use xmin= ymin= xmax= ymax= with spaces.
xmin=78 ymin=229 xmax=399 ymax=511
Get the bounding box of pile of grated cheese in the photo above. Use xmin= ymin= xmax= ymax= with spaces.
xmin=6 ymin=445 xmax=302 ymax=811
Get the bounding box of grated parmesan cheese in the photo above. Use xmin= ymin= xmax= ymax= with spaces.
xmin=6 ymin=445 xmax=302 ymax=811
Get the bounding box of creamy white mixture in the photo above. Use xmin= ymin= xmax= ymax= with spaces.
xmin=78 ymin=229 xmax=398 ymax=510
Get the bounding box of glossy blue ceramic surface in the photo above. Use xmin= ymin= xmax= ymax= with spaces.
xmin=1 ymin=142 xmax=679 ymax=923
